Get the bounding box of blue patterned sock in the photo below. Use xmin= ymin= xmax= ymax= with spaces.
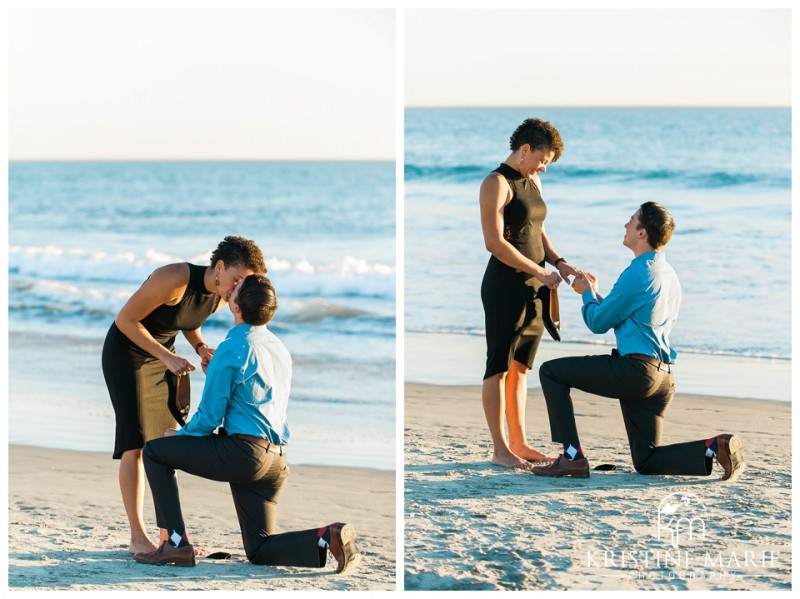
xmin=317 ymin=526 xmax=331 ymax=549
xmin=564 ymin=444 xmax=585 ymax=461
xmin=167 ymin=529 xmax=190 ymax=548
xmin=705 ymin=437 xmax=719 ymax=458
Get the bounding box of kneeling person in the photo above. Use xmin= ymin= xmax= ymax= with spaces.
xmin=533 ymin=202 xmax=745 ymax=481
xmin=135 ymin=274 xmax=361 ymax=573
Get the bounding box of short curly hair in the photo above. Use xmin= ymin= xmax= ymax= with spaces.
xmin=236 ymin=274 xmax=278 ymax=326
xmin=509 ymin=118 xmax=564 ymax=162
xmin=209 ymin=236 xmax=267 ymax=274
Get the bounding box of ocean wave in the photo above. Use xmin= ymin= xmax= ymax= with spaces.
xmin=8 ymin=245 xmax=204 ymax=284
xmin=404 ymin=164 xmax=486 ymax=181
xmin=288 ymin=394 xmax=389 ymax=407
xmin=280 ymin=300 xmax=384 ymax=323
xmin=404 ymin=163 xmax=789 ymax=190
xmin=404 ymin=327 xmax=790 ymax=361
xmin=9 ymin=278 xmax=394 ymax=333
xmin=8 ymin=278 xmax=125 ymax=317
xmin=8 ymin=245 xmax=395 ymax=299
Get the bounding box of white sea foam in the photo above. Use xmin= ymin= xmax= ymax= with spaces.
xmin=8 ymin=161 xmax=397 ymax=468
xmin=9 ymin=244 xmax=395 ymax=299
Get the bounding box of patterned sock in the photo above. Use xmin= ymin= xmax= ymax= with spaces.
xmin=167 ymin=529 xmax=190 ymax=548
xmin=564 ymin=444 xmax=585 ymax=461
xmin=705 ymin=437 xmax=719 ymax=459
xmin=317 ymin=526 xmax=331 ymax=549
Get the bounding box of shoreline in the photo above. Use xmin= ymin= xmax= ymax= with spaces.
xmin=404 ymin=383 xmax=792 ymax=591
xmin=8 ymin=329 xmax=395 ymax=471
xmin=405 ymin=331 xmax=791 ymax=402
xmin=404 ymin=379 xmax=788 ymax=407
xmin=8 ymin=444 xmax=396 ymax=591
xmin=6 ymin=442 xmax=394 ymax=474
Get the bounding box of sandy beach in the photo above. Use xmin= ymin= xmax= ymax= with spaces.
xmin=8 ymin=445 xmax=395 ymax=591
xmin=404 ymin=383 xmax=792 ymax=591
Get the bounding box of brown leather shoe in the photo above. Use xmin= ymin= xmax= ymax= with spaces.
xmin=715 ymin=434 xmax=745 ymax=481
xmin=531 ymin=454 xmax=590 ymax=478
xmin=134 ymin=540 xmax=196 ymax=567
xmin=528 ymin=456 xmax=558 ymax=465
xmin=328 ymin=522 xmax=361 ymax=574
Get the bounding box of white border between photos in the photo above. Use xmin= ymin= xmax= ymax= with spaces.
xmin=4 ymin=0 xmax=799 ymax=592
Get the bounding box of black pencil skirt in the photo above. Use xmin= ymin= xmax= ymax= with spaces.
xmin=481 ymin=256 xmax=545 ymax=380
xmin=102 ymin=323 xmax=177 ymax=459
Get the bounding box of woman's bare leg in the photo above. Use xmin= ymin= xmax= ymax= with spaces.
xmin=119 ymin=448 xmax=158 ymax=554
xmin=482 ymin=372 xmax=531 ymax=469
xmin=505 ymin=360 xmax=554 ymax=462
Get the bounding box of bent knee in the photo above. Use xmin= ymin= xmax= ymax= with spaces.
xmin=633 ymin=457 xmax=658 ymax=475
xmin=140 ymin=442 xmax=154 ymax=460
xmin=243 ymin=543 xmax=262 ymax=564
xmin=244 ymin=540 xmax=270 ymax=565
xmin=538 ymin=360 xmax=555 ymax=381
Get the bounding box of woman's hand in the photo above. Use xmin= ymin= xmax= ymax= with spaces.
xmin=557 ymin=261 xmax=582 ymax=284
xmin=163 ymin=353 xmax=196 ymax=377
xmin=536 ymin=269 xmax=561 ymax=289
xmin=199 ymin=346 xmax=216 ymax=374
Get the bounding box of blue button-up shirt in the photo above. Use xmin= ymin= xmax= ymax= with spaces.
xmin=176 ymin=323 xmax=291 ymax=445
xmin=581 ymin=251 xmax=681 ymax=363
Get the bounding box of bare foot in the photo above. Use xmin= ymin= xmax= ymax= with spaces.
xmin=511 ymin=445 xmax=556 ymax=463
xmin=128 ymin=539 xmax=158 ymax=555
xmin=194 ymin=547 xmax=204 ymax=557
xmin=490 ymin=452 xmax=533 ymax=470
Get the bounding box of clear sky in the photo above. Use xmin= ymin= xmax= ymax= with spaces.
xmin=8 ymin=8 xmax=395 ymax=160
xmin=7 ymin=6 xmax=792 ymax=161
xmin=405 ymin=8 xmax=791 ymax=107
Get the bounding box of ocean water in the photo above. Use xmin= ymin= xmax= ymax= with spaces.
xmin=405 ymin=108 xmax=791 ymax=395
xmin=8 ymin=161 xmax=396 ymax=470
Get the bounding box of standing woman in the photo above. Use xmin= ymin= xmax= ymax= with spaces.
xmin=479 ymin=118 xmax=582 ymax=470
xmin=102 ymin=236 xmax=266 ymax=554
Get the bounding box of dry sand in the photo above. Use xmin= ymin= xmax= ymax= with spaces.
xmin=404 ymin=383 xmax=791 ymax=591
xmin=8 ymin=445 xmax=395 ymax=591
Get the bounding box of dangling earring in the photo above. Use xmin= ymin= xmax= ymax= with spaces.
xmin=214 ymin=274 xmax=220 ymax=287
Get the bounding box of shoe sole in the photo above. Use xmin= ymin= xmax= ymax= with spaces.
xmin=133 ymin=557 xmax=196 ymax=567
xmin=722 ymin=435 xmax=746 ymax=482
xmin=336 ymin=524 xmax=362 ymax=575
xmin=531 ymin=470 xmax=590 ymax=479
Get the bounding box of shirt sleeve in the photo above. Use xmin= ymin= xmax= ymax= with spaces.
xmin=176 ymin=350 xmax=237 ymax=437
xmin=581 ymin=265 xmax=646 ymax=334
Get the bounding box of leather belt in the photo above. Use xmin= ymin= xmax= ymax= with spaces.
xmin=625 ymin=353 xmax=672 ymax=373
xmin=232 ymin=434 xmax=285 ymax=455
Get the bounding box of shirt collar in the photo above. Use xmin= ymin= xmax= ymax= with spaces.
xmin=632 ymin=250 xmax=661 ymax=264
xmin=227 ymin=322 xmax=252 ymax=340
